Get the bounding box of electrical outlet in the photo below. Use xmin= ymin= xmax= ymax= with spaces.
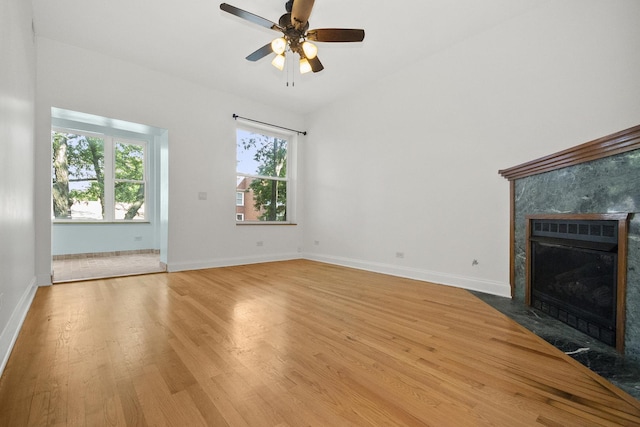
xmin=396 ymin=252 xmax=405 ymax=259
xmin=256 ymin=241 xmax=264 ymax=247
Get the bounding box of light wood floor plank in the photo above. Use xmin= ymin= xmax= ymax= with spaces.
xmin=1 ymin=260 xmax=639 ymax=426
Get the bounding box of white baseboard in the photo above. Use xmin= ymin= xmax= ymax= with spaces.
xmin=0 ymin=277 xmax=38 ymax=376
xmin=304 ymin=253 xmax=511 ymax=297
xmin=167 ymin=252 xmax=303 ymax=272
xmin=167 ymin=252 xmax=510 ymax=297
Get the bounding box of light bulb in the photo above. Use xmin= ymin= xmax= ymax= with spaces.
xmin=271 ymin=38 xmax=287 ymax=55
xmin=299 ymin=57 xmax=312 ymax=74
xmin=302 ymin=41 xmax=318 ymax=59
xmin=272 ymin=54 xmax=286 ymax=71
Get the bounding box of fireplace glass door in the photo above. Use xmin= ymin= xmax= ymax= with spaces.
xmin=529 ymin=218 xmax=619 ymax=347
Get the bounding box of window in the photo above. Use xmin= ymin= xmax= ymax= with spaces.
xmin=114 ymin=140 xmax=146 ymax=220
xmin=236 ymin=213 xmax=244 ymax=221
xmin=236 ymin=191 xmax=245 ymax=206
xmin=236 ymin=125 xmax=292 ymax=223
xmin=52 ymin=129 xmax=147 ymax=221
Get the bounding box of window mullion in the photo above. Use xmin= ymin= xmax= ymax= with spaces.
xmin=143 ymin=142 xmax=148 ymax=222
xmin=104 ymin=137 xmax=115 ymax=221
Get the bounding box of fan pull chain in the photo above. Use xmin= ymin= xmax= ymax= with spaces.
xmin=287 ymin=51 xmax=295 ymax=87
xmin=291 ymin=52 xmax=296 ymax=87
xmin=291 ymin=59 xmax=295 ymax=87
xmin=286 ymin=53 xmax=290 ymax=87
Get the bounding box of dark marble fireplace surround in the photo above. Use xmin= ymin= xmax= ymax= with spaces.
xmin=510 ymin=146 xmax=640 ymax=359
xmin=499 ymin=125 xmax=640 ymax=359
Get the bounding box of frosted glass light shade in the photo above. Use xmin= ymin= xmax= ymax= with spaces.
xmin=302 ymin=41 xmax=317 ymax=59
xmin=299 ymin=57 xmax=312 ymax=74
xmin=271 ymin=38 xmax=287 ymax=55
xmin=272 ymin=54 xmax=286 ymax=71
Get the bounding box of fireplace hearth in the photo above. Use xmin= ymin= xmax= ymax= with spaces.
xmin=526 ymin=214 xmax=629 ymax=351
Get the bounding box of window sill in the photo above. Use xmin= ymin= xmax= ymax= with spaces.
xmin=52 ymin=220 xmax=151 ymax=224
xmin=236 ymin=222 xmax=297 ymax=226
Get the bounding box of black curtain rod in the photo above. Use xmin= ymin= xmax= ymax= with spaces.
xmin=232 ymin=114 xmax=307 ymax=136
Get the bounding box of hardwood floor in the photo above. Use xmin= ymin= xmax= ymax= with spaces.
xmin=1 ymin=260 xmax=639 ymax=426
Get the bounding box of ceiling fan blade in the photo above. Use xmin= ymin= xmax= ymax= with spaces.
xmin=291 ymin=0 xmax=315 ymax=31
xmin=220 ymin=3 xmax=282 ymax=32
xmin=246 ymin=43 xmax=274 ymax=62
xmin=307 ymin=28 xmax=365 ymax=43
xmin=308 ymin=56 xmax=324 ymax=73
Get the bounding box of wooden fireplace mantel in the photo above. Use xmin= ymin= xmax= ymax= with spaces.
xmin=499 ymin=124 xmax=640 ymax=181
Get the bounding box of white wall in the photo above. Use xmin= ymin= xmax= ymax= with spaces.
xmin=52 ymin=223 xmax=158 ymax=255
xmin=303 ymin=0 xmax=640 ymax=296
xmin=0 ymin=0 xmax=38 ymax=373
xmin=35 ymin=38 xmax=306 ymax=279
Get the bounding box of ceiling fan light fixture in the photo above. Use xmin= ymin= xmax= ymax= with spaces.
xmin=271 ymin=37 xmax=287 ymax=55
xmin=272 ymin=54 xmax=286 ymax=71
xmin=302 ymin=41 xmax=318 ymax=59
xmin=220 ymin=2 xmax=365 ymax=75
xmin=299 ymin=57 xmax=312 ymax=74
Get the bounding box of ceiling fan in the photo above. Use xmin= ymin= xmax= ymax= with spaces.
xmin=219 ymin=0 xmax=365 ymax=74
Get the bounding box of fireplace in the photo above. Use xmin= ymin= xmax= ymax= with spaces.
xmin=526 ymin=213 xmax=630 ymax=351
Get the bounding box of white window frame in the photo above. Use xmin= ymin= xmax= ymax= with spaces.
xmin=236 ymin=191 xmax=245 ymax=207
xmin=235 ymin=120 xmax=297 ymax=225
xmin=52 ymin=128 xmax=149 ymax=222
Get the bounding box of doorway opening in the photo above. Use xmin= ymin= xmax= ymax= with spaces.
xmin=50 ymin=108 xmax=169 ymax=282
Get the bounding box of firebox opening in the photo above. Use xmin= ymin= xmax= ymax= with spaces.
xmin=529 ymin=218 xmax=620 ymax=347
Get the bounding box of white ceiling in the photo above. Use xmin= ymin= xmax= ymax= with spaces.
xmin=32 ymin=0 xmax=542 ymax=115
